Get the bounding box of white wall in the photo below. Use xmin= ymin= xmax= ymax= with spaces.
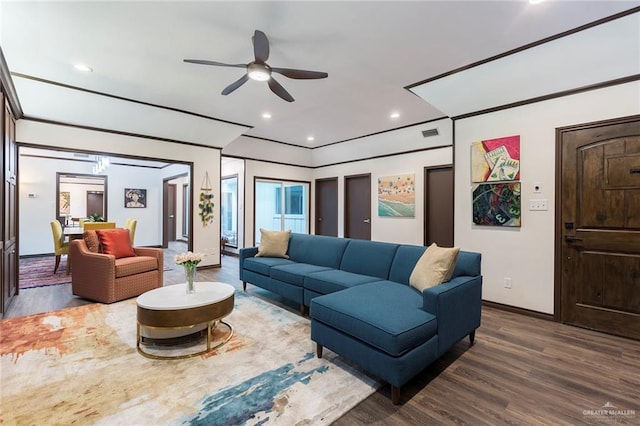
xmin=223 ymin=136 xmax=313 ymax=167
xmin=17 ymin=120 xmax=222 ymax=266
xmin=454 ymin=81 xmax=640 ymax=315
xmin=312 ymin=119 xmax=451 ymax=167
xmin=313 ymin=147 xmax=452 ymax=245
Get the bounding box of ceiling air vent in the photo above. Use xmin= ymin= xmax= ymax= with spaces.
xmin=421 ymin=128 xmax=439 ymax=138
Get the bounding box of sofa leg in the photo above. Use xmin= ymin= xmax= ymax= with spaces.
xmin=300 ymin=304 xmax=308 ymax=316
xmin=391 ymin=385 xmax=401 ymax=405
xmin=242 ymin=281 xmax=247 ymax=292
xmin=469 ymin=330 xmax=476 ymax=345
xmin=316 ymin=344 xmax=323 ymax=358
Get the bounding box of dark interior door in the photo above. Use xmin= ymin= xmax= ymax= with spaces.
xmin=425 ymin=166 xmax=454 ymax=247
xmin=3 ymin=99 xmax=18 ymax=314
xmin=86 ymin=191 xmax=104 ymax=218
xmin=163 ymin=182 xmax=177 ymax=247
xmin=315 ymin=177 xmax=338 ymax=236
xmin=344 ymin=174 xmax=371 ymax=240
xmin=559 ymin=116 xmax=640 ymax=340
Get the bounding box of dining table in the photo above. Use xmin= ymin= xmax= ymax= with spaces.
xmin=63 ymin=226 xmax=84 ymax=240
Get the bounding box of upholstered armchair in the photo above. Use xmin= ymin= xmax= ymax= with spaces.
xmin=70 ymin=229 xmax=163 ymax=303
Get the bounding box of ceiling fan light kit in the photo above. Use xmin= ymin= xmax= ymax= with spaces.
xmin=184 ymin=30 xmax=327 ymax=102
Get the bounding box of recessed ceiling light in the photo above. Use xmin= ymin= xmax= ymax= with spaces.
xmin=390 ymin=112 xmax=400 ymax=119
xmin=73 ymin=63 xmax=93 ymax=72
xmin=262 ymin=112 xmax=272 ymax=119
xmin=529 ymin=0 xmax=544 ymax=4
xmin=307 ymin=136 xmax=315 ymax=142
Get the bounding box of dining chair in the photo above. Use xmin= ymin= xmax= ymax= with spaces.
xmin=83 ymin=221 xmax=116 ymax=230
xmin=50 ymin=219 xmax=70 ymax=274
xmin=124 ymin=219 xmax=137 ymax=244
xmin=78 ymin=217 xmax=88 ymax=229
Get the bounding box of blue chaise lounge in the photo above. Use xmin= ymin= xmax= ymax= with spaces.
xmin=240 ymin=232 xmax=482 ymax=403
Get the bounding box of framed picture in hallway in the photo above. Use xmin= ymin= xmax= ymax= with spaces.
xmin=124 ymin=188 xmax=146 ymax=208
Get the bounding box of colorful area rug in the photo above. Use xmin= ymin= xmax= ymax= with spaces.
xmin=0 ymin=291 xmax=378 ymax=425
xmin=19 ymin=256 xmax=71 ymax=289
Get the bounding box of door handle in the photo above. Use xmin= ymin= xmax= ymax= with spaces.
xmin=564 ymin=235 xmax=583 ymax=243
xmin=363 ymin=219 xmax=371 ymax=224
xmin=318 ymin=218 xmax=323 ymax=221
xmin=169 ymin=215 xmax=175 ymax=219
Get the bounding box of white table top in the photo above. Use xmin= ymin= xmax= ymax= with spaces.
xmin=136 ymin=282 xmax=235 ymax=310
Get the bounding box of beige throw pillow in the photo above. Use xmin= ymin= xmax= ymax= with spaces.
xmin=409 ymin=243 xmax=460 ymax=291
xmin=256 ymin=228 xmax=291 ymax=258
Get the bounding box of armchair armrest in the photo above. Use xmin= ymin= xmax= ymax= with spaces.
xmin=422 ymin=275 xmax=482 ymax=355
xmin=134 ymin=246 xmax=164 ymax=263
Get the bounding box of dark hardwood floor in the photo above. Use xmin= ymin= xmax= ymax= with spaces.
xmin=5 ymin=246 xmax=639 ymax=425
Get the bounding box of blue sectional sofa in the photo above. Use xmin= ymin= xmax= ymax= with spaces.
xmin=239 ymin=233 xmax=482 ymax=403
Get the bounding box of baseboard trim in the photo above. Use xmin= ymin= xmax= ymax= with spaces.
xmin=198 ymin=264 xmax=221 ymax=270
xmin=482 ymin=300 xmax=554 ymax=322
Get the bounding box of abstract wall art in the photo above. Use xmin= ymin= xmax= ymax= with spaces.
xmin=471 ymin=135 xmax=520 ymax=182
xmin=472 ymin=182 xmax=521 ymax=227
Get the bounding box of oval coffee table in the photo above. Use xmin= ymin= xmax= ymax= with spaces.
xmin=136 ymin=282 xmax=235 ymax=359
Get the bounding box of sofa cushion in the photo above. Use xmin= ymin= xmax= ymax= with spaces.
xmin=243 ymin=257 xmax=295 ymax=276
xmin=114 ymin=256 xmax=158 ymax=278
xmin=311 ymin=281 xmax=437 ymax=357
xmin=409 ymin=243 xmax=460 ymax=291
xmin=388 ymin=245 xmax=427 ymax=285
xmin=305 ymin=269 xmax=381 ymax=295
xmin=340 ymin=240 xmax=399 ymax=279
xmin=270 ymin=263 xmax=333 ymax=286
xmin=451 ymin=251 xmax=482 ymax=278
xmin=256 ymin=228 xmax=291 ymax=258
xmin=287 ymin=233 xmax=350 ymax=268
xmin=96 ymin=229 xmax=136 ymax=259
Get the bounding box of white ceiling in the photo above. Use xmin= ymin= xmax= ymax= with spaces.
xmin=2 ymin=1 xmax=638 ymax=148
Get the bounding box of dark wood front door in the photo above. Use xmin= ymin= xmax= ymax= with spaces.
xmin=3 ymin=98 xmax=18 ymax=315
xmin=344 ymin=174 xmax=371 ymax=240
xmin=425 ymin=166 xmax=454 ymax=247
xmin=315 ymin=177 xmax=338 ymax=236
xmin=558 ymin=115 xmax=640 ymax=340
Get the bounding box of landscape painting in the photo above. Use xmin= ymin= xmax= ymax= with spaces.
xmin=377 ymin=173 xmax=415 ymax=217
xmin=472 ymin=182 xmax=521 ymax=227
xmin=471 ymin=135 xmax=520 ymax=182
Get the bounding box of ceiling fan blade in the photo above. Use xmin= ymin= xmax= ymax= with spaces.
xmin=271 ymin=67 xmax=328 ymax=80
xmin=252 ymin=30 xmax=270 ymax=63
xmin=221 ymin=74 xmax=250 ymax=95
xmin=184 ymin=59 xmax=246 ymax=69
xmin=268 ymin=77 xmax=294 ymax=102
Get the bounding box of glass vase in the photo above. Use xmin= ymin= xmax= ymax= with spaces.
xmin=184 ymin=264 xmax=197 ymax=294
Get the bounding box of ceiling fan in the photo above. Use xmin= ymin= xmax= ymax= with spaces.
xmin=184 ymin=30 xmax=328 ymax=102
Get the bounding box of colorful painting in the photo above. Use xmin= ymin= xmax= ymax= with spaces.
xmin=124 ymin=188 xmax=146 ymax=208
xmin=472 ymin=182 xmax=521 ymax=227
xmin=377 ymin=173 xmax=415 ymax=217
xmin=59 ymin=192 xmax=70 ymax=215
xmin=471 ymin=135 xmax=520 ymax=182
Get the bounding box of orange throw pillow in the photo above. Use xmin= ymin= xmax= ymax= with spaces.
xmin=95 ymin=229 xmax=136 ymax=259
